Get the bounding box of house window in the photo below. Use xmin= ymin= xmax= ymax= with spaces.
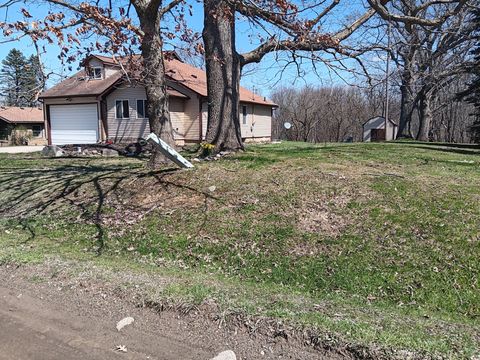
xmin=136 ymin=99 xmax=148 ymax=119
xmin=91 ymin=67 xmax=102 ymax=79
xmin=242 ymin=105 xmax=247 ymax=125
xmin=115 ymin=100 xmax=130 ymax=119
xmin=0 ymin=129 xmax=8 ymax=140
xmin=32 ymin=125 xmax=42 ymax=137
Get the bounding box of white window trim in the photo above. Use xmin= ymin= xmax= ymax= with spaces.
xmin=136 ymin=99 xmax=148 ymax=119
xmin=242 ymin=105 xmax=248 ymax=125
xmin=92 ymin=67 xmax=103 ymax=79
xmin=115 ymin=99 xmax=130 ymax=119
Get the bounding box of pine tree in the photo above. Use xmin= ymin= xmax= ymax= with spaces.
xmin=458 ymin=9 xmax=480 ymax=143
xmin=0 ymin=50 xmax=44 ymax=107
xmin=0 ymin=49 xmax=28 ymax=107
xmin=24 ymin=55 xmax=44 ymax=106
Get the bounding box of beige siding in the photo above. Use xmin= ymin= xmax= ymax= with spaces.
xmin=252 ymin=104 xmax=272 ymax=139
xmin=200 ymin=101 xmax=272 ymax=141
xmin=240 ymin=102 xmax=272 ymax=140
xmin=106 ymin=85 xmax=186 ymax=142
xmin=104 ymin=66 xmax=118 ymax=78
xmin=167 ymin=81 xmax=201 ymax=141
xmin=171 ymin=99 xmax=185 ymax=138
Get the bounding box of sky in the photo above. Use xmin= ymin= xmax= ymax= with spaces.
xmin=0 ymin=0 xmax=387 ymax=98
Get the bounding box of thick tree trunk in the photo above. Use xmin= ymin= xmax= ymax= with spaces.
xmin=417 ymin=93 xmax=433 ymax=141
xmin=202 ymin=0 xmax=244 ymax=152
xmin=134 ymin=3 xmax=175 ymax=168
xmin=397 ymin=71 xmax=415 ymax=138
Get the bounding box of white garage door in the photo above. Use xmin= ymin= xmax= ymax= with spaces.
xmin=50 ymin=104 xmax=99 ymax=145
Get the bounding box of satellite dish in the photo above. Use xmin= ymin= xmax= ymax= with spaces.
xmin=284 ymin=122 xmax=292 ymax=130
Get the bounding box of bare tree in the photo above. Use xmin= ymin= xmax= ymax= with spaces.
xmin=431 ymin=76 xmax=476 ymax=142
xmin=202 ymin=0 xmax=377 ymax=152
xmin=202 ymin=0 xmax=470 ymax=151
xmin=271 ymin=85 xmax=401 ymax=142
xmin=372 ymin=0 xmax=476 ymax=139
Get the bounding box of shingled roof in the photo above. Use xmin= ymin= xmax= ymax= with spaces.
xmin=39 ymin=70 xmax=186 ymax=99
xmin=40 ymin=54 xmax=276 ymax=106
xmin=40 ymin=70 xmax=123 ymax=98
xmin=165 ymin=57 xmax=276 ymax=106
xmin=0 ymin=107 xmax=44 ymax=124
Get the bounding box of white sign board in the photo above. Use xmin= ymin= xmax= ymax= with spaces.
xmin=146 ymin=133 xmax=194 ymax=169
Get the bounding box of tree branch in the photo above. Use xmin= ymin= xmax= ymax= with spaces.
xmin=366 ymin=0 xmax=468 ymax=27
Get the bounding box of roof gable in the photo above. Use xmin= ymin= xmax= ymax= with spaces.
xmin=40 ymin=70 xmax=123 ymax=98
xmin=362 ymin=116 xmax=398 ymax=127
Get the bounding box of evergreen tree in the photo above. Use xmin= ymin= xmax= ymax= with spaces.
xmin=458 ymin=9 xmax=480 ymax=143
xmin=0 ymin=50 xmax=43 ymax=107
xmin=25 ymin=55 xmax=44 ymax=106
xmin=0 ymin=49 xmax=28 ymax=107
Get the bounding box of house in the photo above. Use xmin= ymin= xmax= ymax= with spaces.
xmin=39 ymin=53 xmax=276 ymax=146
xmin=0 ymin=106 xmax=46 ymax=146
xmin=362 ymin=116 xmax=398 ymax=142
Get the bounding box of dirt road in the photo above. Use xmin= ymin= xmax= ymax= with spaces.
xmin=0 ymin=263 xmax=336 ymax=360
xmin=0 ymin=286 xmax=209 ymax=360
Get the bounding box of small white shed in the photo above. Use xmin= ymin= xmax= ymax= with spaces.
xmin=363 ymin=116 xmax=398 ymax=142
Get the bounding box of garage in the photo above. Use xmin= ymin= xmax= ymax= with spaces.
xmin=49 ymin=104 xmax=99 ymax=145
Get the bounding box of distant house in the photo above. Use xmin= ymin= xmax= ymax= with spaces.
xmin=0 ymin=106 xmax=46 ymax=146
xmin=363 ymin=116 xmax=398 ymax=142
xmin=39 ymin=53 xmax=276 ymax=146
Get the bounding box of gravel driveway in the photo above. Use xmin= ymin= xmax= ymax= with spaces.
xmin=0 ymin=145 xmax=44 ymax=153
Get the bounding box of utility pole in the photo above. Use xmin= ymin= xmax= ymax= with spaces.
xmin=384 ymin=18 xmax=392 ymax=140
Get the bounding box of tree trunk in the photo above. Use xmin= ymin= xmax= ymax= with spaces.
xmin=202 ymin=0 xmax=244 ymax=152
xmin=397 ymin=74 xmax=415 ymax=138
xmin=134 ymin=3 xmax=175 ymax=168
xmin=417 ymin=93 xmax=433 ymax=141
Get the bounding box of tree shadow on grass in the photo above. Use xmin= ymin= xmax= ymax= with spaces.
xmin=410 ymin=145 xmax=480 ymax=157
xmin=403 ymin=141 xmax=480 ymax=150
xmin=0 ymin=161 xmax=210 ymax=255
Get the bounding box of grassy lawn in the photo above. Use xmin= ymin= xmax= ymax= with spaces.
xmin=0 ymin=141 xmax=479 ymax=358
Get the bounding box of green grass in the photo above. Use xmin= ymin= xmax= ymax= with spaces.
xmin=0 ymin=141 xmax=479 ymax=358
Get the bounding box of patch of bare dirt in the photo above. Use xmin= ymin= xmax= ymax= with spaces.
xmin=1 ymin=257 xmax=441 ymax=360
xmin=0 ymin=259 xmax=434 ymax=360
xmin=0 ymin=260 xmax=344 ymax=360
xmin=298 ymin=194 xmax=351 ymax=237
